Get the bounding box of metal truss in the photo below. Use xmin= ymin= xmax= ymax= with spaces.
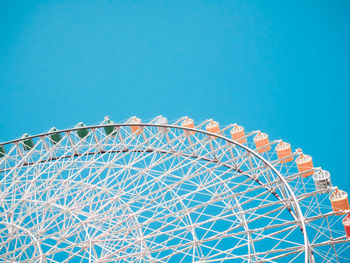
xmin=0 ymin=117 xmax=349 ymax=262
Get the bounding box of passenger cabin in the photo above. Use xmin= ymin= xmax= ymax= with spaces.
xmin=230 ymin=124 xmax=246 ymax=144
xmin=253 ymin=132 xmax=271 ymax=153
xmin=128 ymin=116 xmax=142 ymax=135
xmin=342 ymin=214 xmax=350 ymax=239
xmin=49 ymin=127 xmax=62 ymax=145
xmin=181 ymin=117 xmax=196 ymax=135
xmin=275 ymin=142 xmax=293 ymax=163
xmin=22 ymin=134 xmax=34 ymax=151
xmin=103 ymin=117 xmax=117 ymax=136
xmin=75 ymin=122 xmax=89 ymax=139
xmin=329 ymin=189 xmax=350 ymax=214
xmin=0 ymin=146 xmax=5 ymax=158
xmin=296 ymin=153 xmax=314 ymax=177
xmin=313 ymin=170 xmax=332 ymax=190
xmin=155 ymin=115 xmax=168 ymax=133
xmin=206 ymin=120 xmax=220 ymax=139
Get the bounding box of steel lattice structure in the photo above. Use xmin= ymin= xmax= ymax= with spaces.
xmin=0 ymin=116 xmax=349 ymax=262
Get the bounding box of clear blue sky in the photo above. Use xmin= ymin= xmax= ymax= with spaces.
xmin=0 ymin=0 xmax=349 ymax=192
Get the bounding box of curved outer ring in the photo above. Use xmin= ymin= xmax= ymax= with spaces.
xmin=0 ymin=123 xmax=311 ymax=262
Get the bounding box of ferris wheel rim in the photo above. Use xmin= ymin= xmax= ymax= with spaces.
xmin=0 ymin=121 xmax=312 ymax=262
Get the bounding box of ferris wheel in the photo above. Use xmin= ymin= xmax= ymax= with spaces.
xmin=0 ymin=115 xmax=349 ymax=262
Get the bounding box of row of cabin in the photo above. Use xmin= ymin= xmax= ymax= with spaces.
xmin=0 ymin=117 xmax=343 ymax=187
xmin=71 ymin=113 xmax=350 ymax=241
xmin=0 ymin=116 xmax=151 ymax=156
xmin=1 ymin=116 xmax=349 ymax=238
xmin=182 ymin=117 xmax=314 ymax=176
xmin=0 ymin=117 xmax=342 ymax=184
xmin=183 ymin=117 xmax=350 ymax=238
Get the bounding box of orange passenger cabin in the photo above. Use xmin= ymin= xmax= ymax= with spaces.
xmin=275 ymin=141 xmax=293 ymax=163
xmin=181 ymin=117 xmax=196 ymax=135
xmin=128 ymin=116 xmax=142 ymax=135
xmin=253 ymin=132 xmax=271 ymax=153
xmin=206 ymin=120 xmax=220 ymax=139
xmin=329 ymin=189 xmax=350 ymax=214
xmin=296 ymin=154 xmax=314 ymax=177
xmin=230 ymin=124 xmax=246 ymax=144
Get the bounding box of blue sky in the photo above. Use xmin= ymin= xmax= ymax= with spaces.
xmin=0 ymin=0 xmax=349 ymax=191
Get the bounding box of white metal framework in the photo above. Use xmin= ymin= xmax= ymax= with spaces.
xmin=0 ymin=116 xmax=349 ymax=262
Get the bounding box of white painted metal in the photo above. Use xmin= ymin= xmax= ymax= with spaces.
xmin=0 ymin=119 xmax=348 ymax=262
